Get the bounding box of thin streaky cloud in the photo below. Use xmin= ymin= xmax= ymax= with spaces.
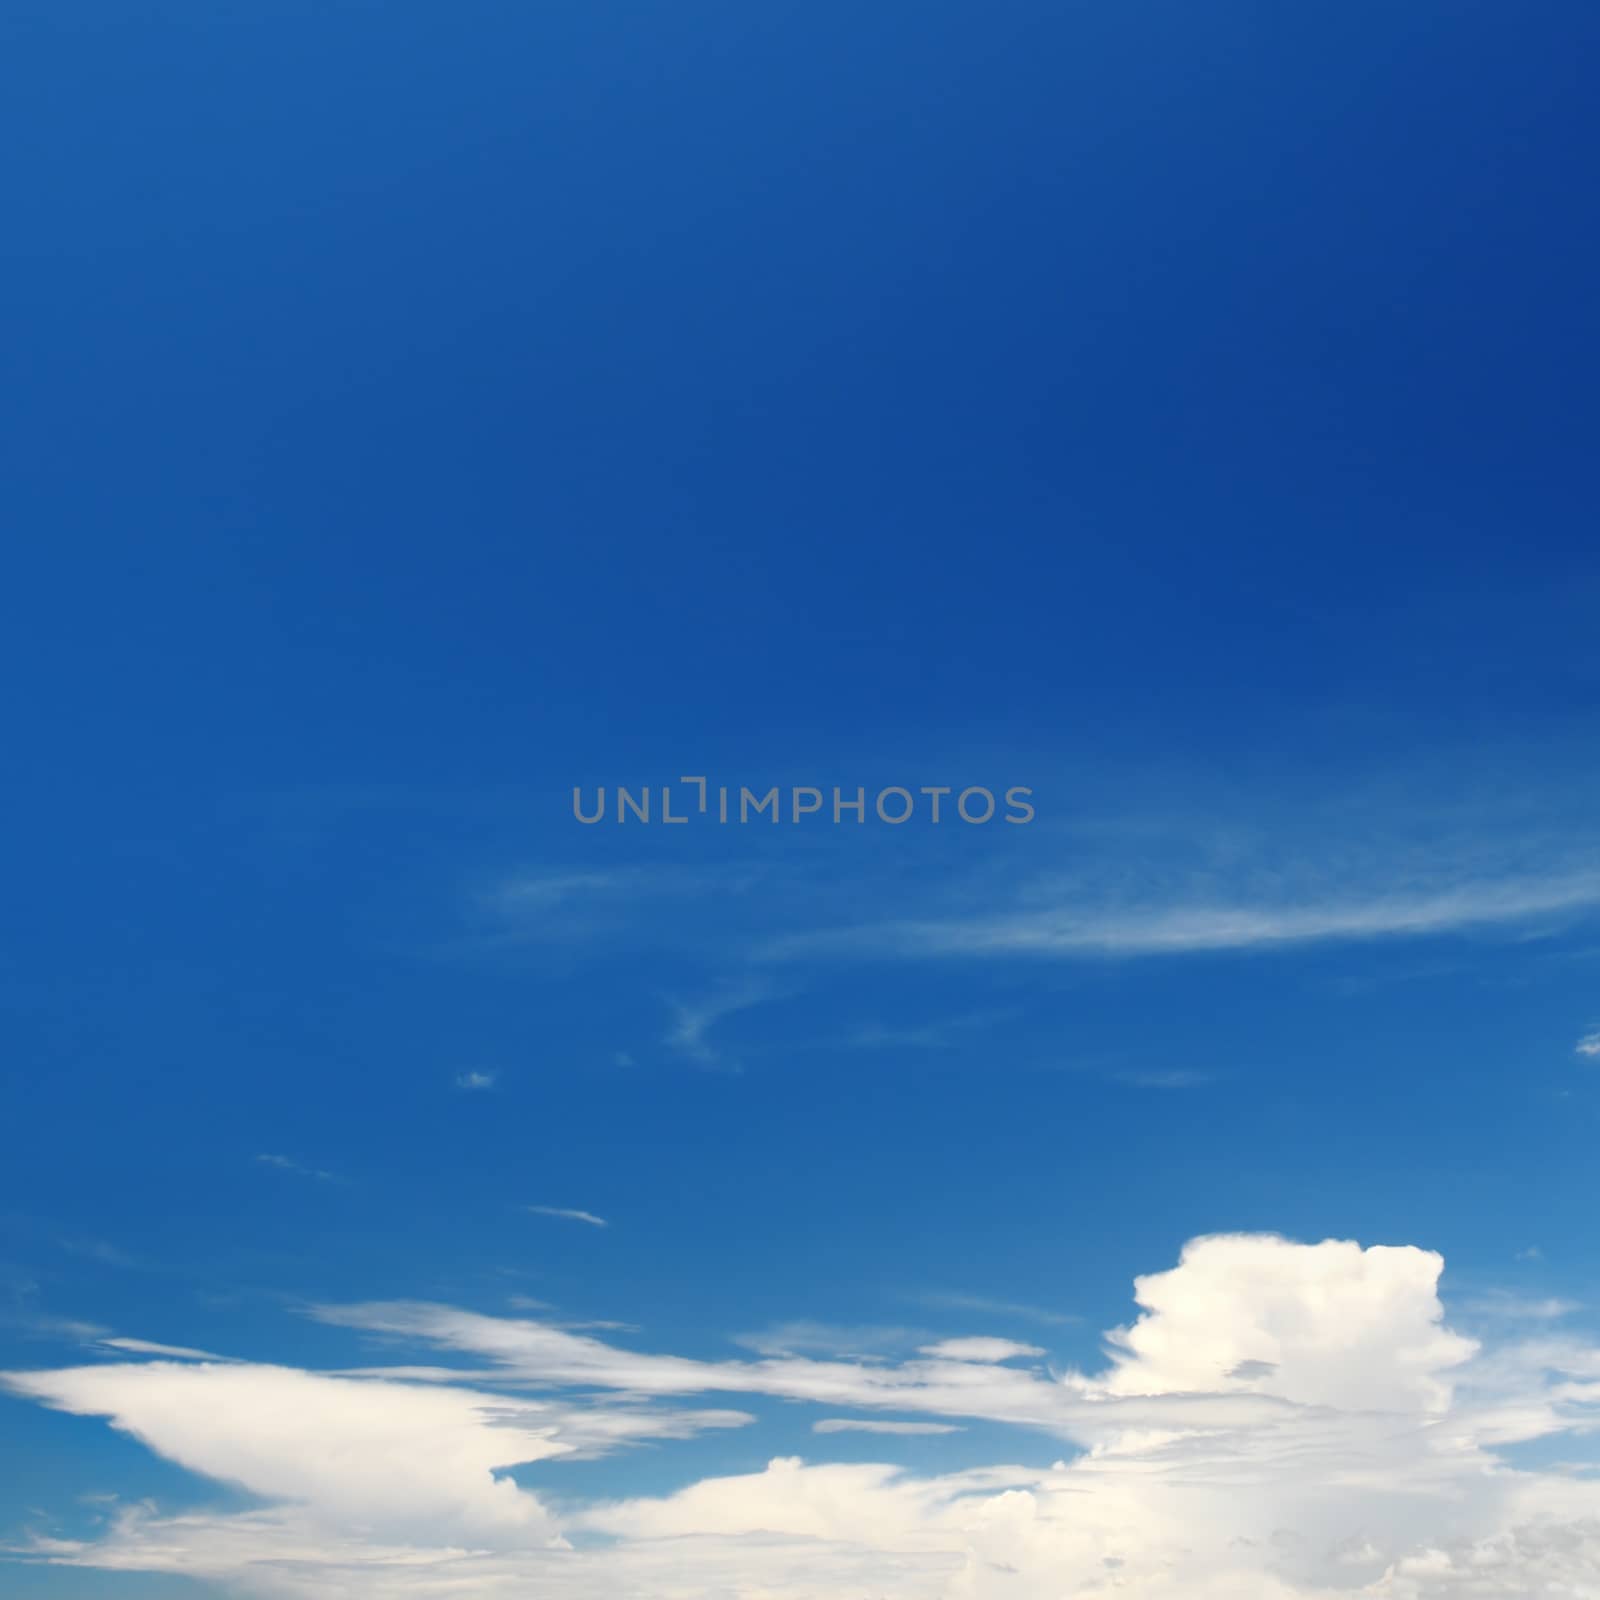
xmin=506 ymin=1295 xmax=635 ymax=1332
xmin=920 ymin=1337 xmax=1044 ymax=1362
xmin=527 ymin=1206 xmax=609 ymax=1229
xmin=732 ymin=1322 xmax=927 ymax=1358
xmin=490 ymin=866 xmax=740 ymax=911
xmin=455 ymin=1070 xmax=498 ymax=1091
xmin=767 ymin=871 xmax=1600 ymax=964
xmin=1576 ymin=1031 xmax=1600 ymax=1058
xmin=812 ymin=1418 xmax=964 ymax=1435
xmin=1455 ymin=1293 xmax=1579 ymax=1321
xmin=842 ymin=1009 xmax=1019 ymax=1052
xmin=2 ymin=1312 xmax=108 ymax=1342
xmin=485 ymin=870 xmax=632 ymax=912
xmin=484 ymin=865 xmax=763 ymax=923
xmin=255 ymin=1154 xmax=345 ymax=1185
xmin=97 ymin=1338 xmax=236 ymax=1362
xmin=664 ymin=981 xmax=773 ymax=1069
xmin=54 ymin=1236 xmax=145 ymax=1271
xmin=911 ymin=1290 xmax=1081 ymax=1327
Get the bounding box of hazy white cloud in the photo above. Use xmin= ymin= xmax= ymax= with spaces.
xmin=505 ymin=1297 xmax=637 ymax=1334
xmin=454 ymin=1070 xmax=498 ymax=1091
xmin=733 ymin=1322 xmax=925 ymax=1358
xmin=1109 ymin=1068 xmax=1213 ymax=1089
xmin=54 ymin=1236 xmax=145 ymax=1271
xmin=911 ymin=1291 xmax=1080 ymax=1328
xmin=95 ymin=1338 xmax=236 ymax=1362
xmin=774 ymin=869 xmax=1600 ymax=963
xmin=4 ymin=1362 xmax=564 ymax=1538
xmin=1577 ymin=1030 xmax=1600 ymax=1057
xmin=1458 ymin=1293 xmax=1580 ymax=1320
xmin=526 ymin=1206 xmax=609 ymax=1229
xmin=664 ymin=982 xmax=772 ymax=1069
xmin=844 ymin=1010 xmax=1017 ymax=1051
xmin=479 ymin=867 xmax=762 ymax=953
xmin=474 ymin=793 xmax=1600 ymax=988
xmin=256 ymin=1154 xmax=343 ymax=1184
xmin=488 ymin=871 xmax=630 ymax=912
xmin=9 ymin=1234 xmax=1600 ymax=1599
xmin=0 ymin=1310 xmax=108 ymax=1343
xmin=812 ymin=1418 xmax=964 ymax=1435
xmin=917 ymin=1338 xmax=1043 ymax=1363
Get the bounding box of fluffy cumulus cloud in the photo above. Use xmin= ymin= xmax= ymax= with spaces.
xmin=7 ymin=1234 xmax=1600 ymax=1598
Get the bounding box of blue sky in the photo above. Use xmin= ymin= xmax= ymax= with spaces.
xmin=4 ymin=3 xmax=1600 ymax=1596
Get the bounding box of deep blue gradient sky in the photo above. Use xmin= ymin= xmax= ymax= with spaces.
xmin=3 ymin=4 xmax=1600 ymax=1597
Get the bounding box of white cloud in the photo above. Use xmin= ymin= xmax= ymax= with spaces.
xmin=302 ymin=1237 xmax=1481 ymax=1438
xmin=479 ymin=867 xmax=761 ymax=952
xmin=488 ymin=871 xmax=630 ymax=911
xmin=526 ymin=1206 xmax=609 ymax=1229
xmin=813 ymin=1418 xmax=964 ymax=1435
xmin=1096 ymin=1233 xmax=1477 ymax=1413
xmin=773 ymin=869 xmax=1600 ymax=963
xmin=1456 ymin=1291 xmax=1579 ymax=1321
xmin=734 ymin=1321 xmax=924 ymax=1357
xmin=55 ymin=1235 xmax=145 ymax=1270
xmin=918 ymin=1338 xmax=1043 ymax=1363
xmin=1577 ymin=1030 xmax=1600 ymax=1057
xmin=844 ymin=1010 xmax=1017 ymax=1051
xmin=911 ymin=1291 xmax=1080 ymax=1327
xmin=4 ymin=1362 xmax=564 ymax=1537
xmin=9 ymin=1234 xmax=1600 ymax=1599
xmin=454 ymin=1070 xmax=498 ymax=1091
xmin=664 ymin=982 xmax=772 ymax=1069
xmin=256 ymin=1154 xmax=343 ymax=1184
xmin=472 ymin=791 xmax=1600 ymax=983
xmin=95 ymin=1338 xmax=236 ymax=1362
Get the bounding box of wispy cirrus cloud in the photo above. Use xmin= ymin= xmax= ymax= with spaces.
xmin=1109 ymin=1067 xmax=1214 ymax=1089
xmin=1454 ymin=1291 xmax=1580 ymax=1321
xmin=910 ymin=1289 xmax=1080 ymax=1327
xmin=53 ymin=1236 xmax=145 ymax=1271
xmin=526 ymin=1206 xmax=609 ymax=1229
xmin=1576 ymin=1030 xmax=1600 ymax=1058
xmin=770 ymin=868 xmax=1600 ymax=964
xmin=842 ymin=1009 xmax=1017 ymax=1051
xmin=507 ymin=1295 xmax=637 ymax=1333
xmin=918 ymin=1337 xmax=1043 ymax=1363
xmin=487 ymin=870 xmax=634 ymax=912
xmin=664 ymin=981 xmax=774 ymax=1069
xmin=0 ymin=1308 xmax=107 ymax=1343
xmin=476 ymin=865 xmax=766 ymax=951
xmin=95 ymin=1337 xmax=237 ymax=1362
xmin=256 ymin=1154 xmax=345 ymax=1184
xmin=480 ymin=789 xmax=1600 ymax=981
xmin=812 ymin=1417 xmax=964 ymax=1435
xmin=732 ymin=1322 xmax=927 ymax=1358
